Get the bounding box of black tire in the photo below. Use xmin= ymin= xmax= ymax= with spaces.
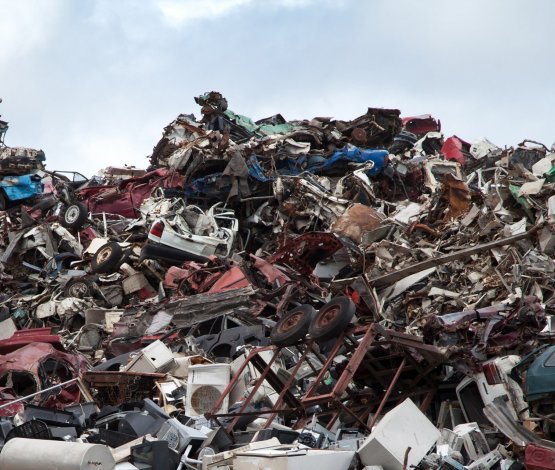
xmin=0 ymin=191 xmax=7 ymax=211
xmin=61 ymin=202 xmax=88 ymax=230
xmin=91 ymin=242 xmax=123 ymax=274
xmin=270 ymin=305 xmax=315 ymax=347
xmin=309 ymin=297 xmax=355 ymax=342
xmin=63 ymin=277 xmax=92 ymax=298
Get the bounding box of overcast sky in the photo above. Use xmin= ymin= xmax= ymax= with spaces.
xmin=1 ymin=0 xmax=554 ymax=176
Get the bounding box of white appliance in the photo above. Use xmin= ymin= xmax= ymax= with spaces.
xmin=186 ymin=363 xmax=230 ymax=417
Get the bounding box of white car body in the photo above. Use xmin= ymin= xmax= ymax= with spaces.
xmin=147 ymin=203 xmax=238 ymax=258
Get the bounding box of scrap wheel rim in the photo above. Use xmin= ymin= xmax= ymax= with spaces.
xmin=65 ymin=206 xmax=80 ymax=223
xmin=68 ymin=282 xmax=88 ymax=297
xmin=279 ymin=312 xmax=303 ymax=333
xmin=316 ymin=305 xmax=340 ymax=328
xmin=97 ymin=246 xmax=113 ymax=264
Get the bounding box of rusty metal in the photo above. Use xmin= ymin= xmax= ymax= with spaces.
xmin=351 ymin=127 xmax=367 ymax=146
xmin=223 ymin=349 xmax=281 ymax=432
xmin=302 ymin=333 xmax=346 ymax=404
xmin=208 ymin=409 xmax=293 ymax=418
xmin=303 ymin=324 xmax=380 ymax=406
xmin=84 ymin=370 xmax=166 ymax=406
xmin=267 ymin=232 xmax=343 ymax=275
xmin=419 ymin=389 xmax=436 ymax=412
xmin=208 ymin=345 xmax=274 ymax=416
xmin=207 ymin=323 xmax=442 ymax=432
xmin=262 ymin=342 xmax=312 ymax=429
xmin=368 ymin=357 xmax=407 ymax=429
xmin=337 ymin=401 xmax=373 ymax=432
xmin=407 ymin=223 xmax=440 ymax=237
xmin=211 ymin=345 xmax=305 ymax=433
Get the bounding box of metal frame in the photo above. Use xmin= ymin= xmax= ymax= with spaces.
xmin=207 ymin=323 xmax=444 ymax=433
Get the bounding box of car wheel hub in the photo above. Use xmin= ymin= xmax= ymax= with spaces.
xmin=68 ymin=283 xmax=88 ymax=297
xmin=317 ymin=305 xmax=340 ymax=328
xmin=279 ymin=312 xmax=302 ymax=333
xmin=97 ymin=247 xmax=113 ymax=263
xmin=65 ymin=207 xmax=79 ymax=223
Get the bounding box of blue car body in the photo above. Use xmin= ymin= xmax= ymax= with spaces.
xmin=248 ymin=146 xmax=389 ymax=180
xmin=312 ymin=147 xmax=389 ymax=176
xmin=0 ymin=173 xmax=43 ymax=201
xmin=184 ymin=146 xmax=389 ymax=198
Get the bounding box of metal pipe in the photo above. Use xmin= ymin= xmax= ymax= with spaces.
xmin=240 ymin=196 xmax=273 ymax=202
xmin=102 ymin=211 xmax=107 ymax=238
xmin=0 ymin=377 xmax=78 ymax=410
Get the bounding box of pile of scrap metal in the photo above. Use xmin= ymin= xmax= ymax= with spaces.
xmin=2 ymin=94 xmax=555 ymax=469
xmin=0 ymin=100 xmax=45 ymax=212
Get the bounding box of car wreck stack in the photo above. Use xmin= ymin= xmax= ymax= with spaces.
xmin=0 ymin=92 xmax=555 ymax=469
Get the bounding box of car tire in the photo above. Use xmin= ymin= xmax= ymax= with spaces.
xmin=270 ymin=305 xmax=315 ymax=347
xmin=61 ymin=202 xmax=88 ymax=230
xmin=308 ymin=296 xmax=355 ymax=342
xmin=63 ymin=277 xmax=92 ymax=298
xmin=91 ymin=242 xmax=123 ymax=274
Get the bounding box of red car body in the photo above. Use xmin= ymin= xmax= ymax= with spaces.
xmin=441 ymin=135 xmax=471 ymax=166
xmin=526 ymin=444 xmax=555 ymax=470
xmin=401 ymin=114 xmax=441 ymax=137
xmin=0 ymin=327 xmax=63 ymax=355
xmin=0 ymin=342 xmax=89 ymax=416
xmin=77 ymin=168 xmax=185 ymax=218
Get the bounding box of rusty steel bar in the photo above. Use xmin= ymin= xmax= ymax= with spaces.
xmin=337 ymin=401 xmax=373 ymax=433
xmin=207 ymin=345 xmax=274 ymax=418
xmin=327 ymin=410 xmax=341 ymax=429
xmin=302 ymin=332 xmax=346 ymax=400
xmin=262 ymin=344 xmax=312 ymax=429
xmin=368 ymin=357 xmax=407 ymax=430
xmin=330 ymin=324 xmax=377 ymax=399
xmin=225 ymin=348 xmax=281 ymax=432
xmin=303 ymin=324 xmax=379 ymax=406
xmin=419 ymin=389 xmax=436 ymax=412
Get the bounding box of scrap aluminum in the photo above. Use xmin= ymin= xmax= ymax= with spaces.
xmin=0 ymin=93 xmax=554 ymax=469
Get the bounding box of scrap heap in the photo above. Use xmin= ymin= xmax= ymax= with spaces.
xmin=0 ymin=93 xmax=555 ymax=469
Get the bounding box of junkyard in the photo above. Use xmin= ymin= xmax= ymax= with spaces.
xmin=1 ymin=90 xmax=555 ymax=470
